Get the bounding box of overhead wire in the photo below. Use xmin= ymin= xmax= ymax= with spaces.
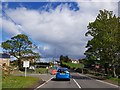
xmin=2 ymin=8 xmax=40 ymax=52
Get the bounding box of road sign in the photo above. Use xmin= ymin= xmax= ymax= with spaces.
xmin=46 ymin=66 xmax=49 ymax=69
xmin=23 ymin=61 xmax=29 ymax=77
xmin=23 ymin=61 xmax=30 ymax=67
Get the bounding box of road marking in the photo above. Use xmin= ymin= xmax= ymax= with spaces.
xmin=73 ymin=79 xmax=81 ymax=89
xmin=96 ymin=79 xmax=119 ymax=88
xmin=78 ymin=73 xmax=119 ymax=88
xmin=34 ymin=76 xmax=55 ymax=90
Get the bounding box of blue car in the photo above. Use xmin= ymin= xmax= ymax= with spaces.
xmin=56 ymin=68 xmax=70 ymax=81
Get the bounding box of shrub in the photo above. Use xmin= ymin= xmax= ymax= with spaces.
xmin=2 ymin=63 xmax=11 ymax=77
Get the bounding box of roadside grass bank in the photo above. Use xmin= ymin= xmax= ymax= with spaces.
xmin=12 ymin=68 xmax=48 ymax=74
xmin=104 ymin=77 xmax=120 ymax=85
xmin=85 ymin=73 xmax=120 ymax=85
xmin=27 ymin=68 xmax=48 ymax=74
xmin=34 ymin=68 xmax=47 ymax=74
xmin=62 ymin=62 xmax=84 ymax=69
xmin=2 ymin=75 xmax=43 ymax=88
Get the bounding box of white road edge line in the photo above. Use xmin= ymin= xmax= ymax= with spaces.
xmin=73 ymin=79 xmax=81 ymax=89
xmin=78 ymin=73 xmax=119 ymax=88
xmin=96 ymin=79 xmax=119 ymax=88
xmin=34 ymin=76 xmax=55 ymax=90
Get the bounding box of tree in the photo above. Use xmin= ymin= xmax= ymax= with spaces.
xmin=1 ymin=34 xmax=40 ymax=70
xmin=60 ymin=55 xmax=64 ymax=63
xmin=85 ymin=9 xmax=120 ymax=77
xmin=59 ymin=55 xmax=71 ymax=66
xmin=64 ymin=56 xmax=70 ymax=62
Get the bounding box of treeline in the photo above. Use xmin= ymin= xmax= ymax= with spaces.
xmin=59 ymin=55 xmax=71 ymax=63
xmin=85 ymin=9 xmax=120 ymax=77
xmin=59 ymin=55 xmax=84 ymax=72
xmin=59 ymin=55 xmax=72 ymax=68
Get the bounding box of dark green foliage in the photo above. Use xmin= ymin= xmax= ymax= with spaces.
xmin=1 ymin=34 xmax=40 ymax=70
xmin=85 ymin=9 xmax=120 ymax=77
xmin=60 ymin=55 xmax=71 ymax=63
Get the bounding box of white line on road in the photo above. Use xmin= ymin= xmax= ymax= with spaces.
xmin=78 ymin=73 xmax=119 ymax=88
xmin=96 ymin=79 xmax=119 ymax=88
xmin=73 ymin=79 xmax=81 ymax=89
xmin=34 ymin=76 xmax=55 ymax=90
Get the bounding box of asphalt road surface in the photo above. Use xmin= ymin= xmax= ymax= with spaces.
xmin=35 ymin=72 xmax=119 ymax=90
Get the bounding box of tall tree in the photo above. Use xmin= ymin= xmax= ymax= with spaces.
xmin=85 ymin=9 xmax=120 ymax=77
xmin=59 ymin=55 xmax=71 ymax=63
xmin=1 ymin=34 xmax=40 ymax=70
xmin=60 ymin=55 xmax=64 ymax=63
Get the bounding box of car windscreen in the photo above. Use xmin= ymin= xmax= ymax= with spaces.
xmin=57 ymin=69 xmax=68 ymax=73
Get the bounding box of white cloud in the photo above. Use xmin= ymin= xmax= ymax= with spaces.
xmin=2 ymin=18 xmax=21 ymax=36
xmin=77 ymin=0 xmax=119 ymax=2
xmin=2 ymin=1 xmax=118 ymax=58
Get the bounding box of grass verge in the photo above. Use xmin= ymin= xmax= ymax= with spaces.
xmin=86 ymin=73 xmax=120 ymax=85
xmin=62 ymin=62 xmax=84 ymax=69
xmin=35 ymin=68 xmax=47 ymax=74
xmin=12 ymin=68 xmax=48 ymax=74
xmin=105 ymin=77 xmax=120 ymax=85
xmin=2 ymin=75 xmax=41 ymax=88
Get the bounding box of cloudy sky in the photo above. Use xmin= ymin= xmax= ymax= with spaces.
xmin=0 ymin=0 xmax=119 ymax=59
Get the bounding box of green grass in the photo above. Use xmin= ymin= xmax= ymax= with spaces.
xmin=11 ymin=68 xmax=47 ymax=74
xmin=108 ymin=77 xmax=120 ymax=83
xmin=35 ymin=68 xmax=47 ymax=74
xmin=62 ymin=62 xmax=84 ymax=69
xmin=2 ymin=75 xmax=40 ymax=88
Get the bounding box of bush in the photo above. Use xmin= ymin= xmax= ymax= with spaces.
xmin=95 ymin=73 xmax=102 ymax=76
xmin=27 ymin=69 xmax=35 ymax=73
xmin=83 ymin=68 xmax=89 ymax=74
xmin=35 ymin=68 xmax=47 ymax=74
xmin=75 ymin=68 xmax=82 ymax=73
xmin=2 ymin=64 xmax=11 ymax=77
xmin=104 ymin=75 xmax=112 ymax=79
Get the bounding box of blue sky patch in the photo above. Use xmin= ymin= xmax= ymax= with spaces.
xmin=2 ymin=2 xmax=79 ymax=11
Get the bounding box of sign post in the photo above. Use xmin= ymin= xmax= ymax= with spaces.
xmin=46 ymin=66 xmax=49 ymax=74
xmin=25 ymin=67 xmax=27 ymax=77
xmin=23 ymin=61 xmax=29 ymax=77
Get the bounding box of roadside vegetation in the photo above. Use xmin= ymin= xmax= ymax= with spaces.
xmin=1 ymin=9 xmax=119 ymax=88
xmin=35 ymin=68 xmax=47 ymax=74
xmin=2 ymin=75 xmax=41 ymax=88
xmin=59 ymin=9 xmax=120 ymax=84
xmin=1 ymin=34 xmax=40 ymax=71
xmin=82 ymin=9 xmax=120 ymax=85
xmin=62 ymin=62 xmax=84 ymax=69
xmin=108 ymin=77 xmax=120 ymax=84
xmin=59 ymin=55 xmax=84 ymax=73
xmin=104 ymin=77 xmax=120 ymax=85
xmin=85 ymin=9 xmax=120 ymax=78
xmin=1 ymin=34 xmax=43 ymax=88
xmin=10 ymin=67 xmax=48 ymax=74
xmin=27 ymin=68 xmax=47 ymax=74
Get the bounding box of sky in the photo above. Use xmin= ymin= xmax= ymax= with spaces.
xmin=0 ymin=0 xmax=119 ymax=59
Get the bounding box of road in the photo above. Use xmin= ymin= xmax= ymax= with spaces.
xmin=35 ymin=72 xmax=119 ymax=90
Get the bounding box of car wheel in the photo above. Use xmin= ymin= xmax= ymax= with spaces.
xmin=68 ymin=79 xmax=70 ymax=81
